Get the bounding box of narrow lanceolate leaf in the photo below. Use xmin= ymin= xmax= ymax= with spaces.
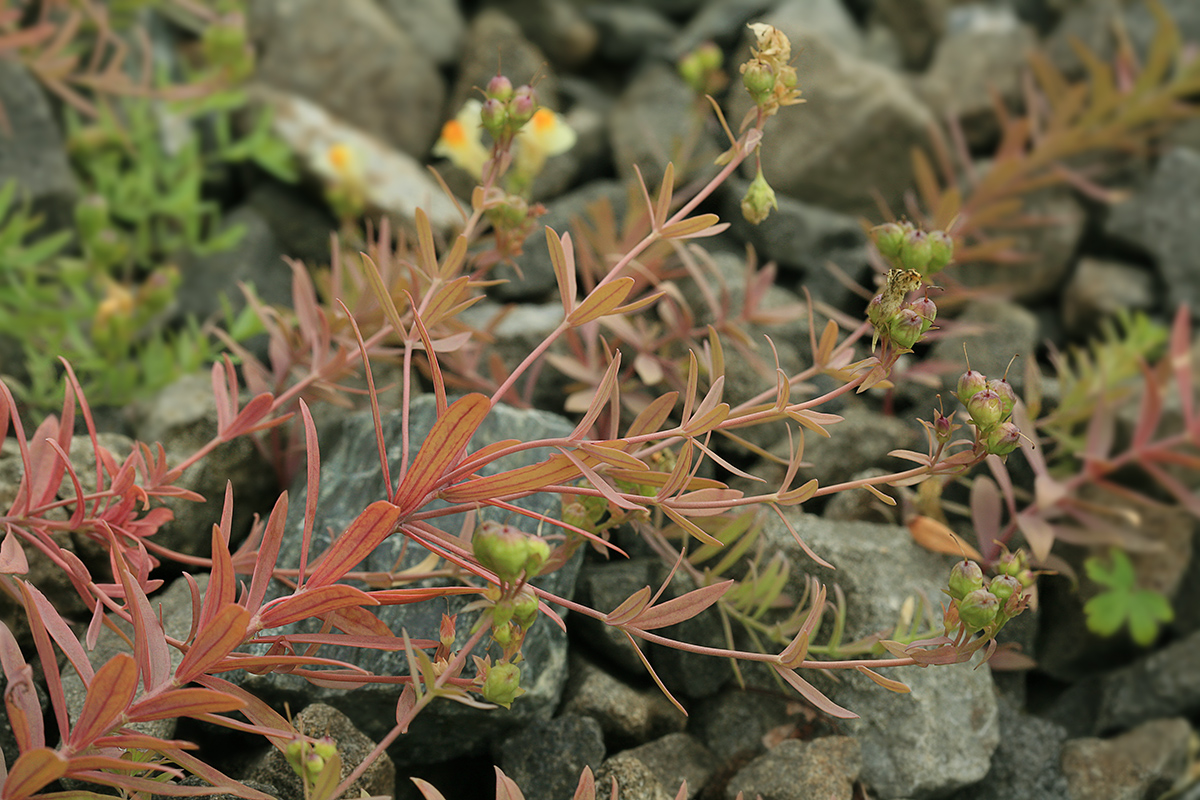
xmin=576 ymin=441 xmax=647 ymax=470
xmin=603 ymin=586 xmax=652 ymax=627
xmin=305 ymin=501 xmax=405 ymax=588
xmin=546 ymin=227 xmax=577 ymax=315
xmin=392 ymin=393 xmax=491 ymax=514
xmin=625 ymin=392 xmax=678 ymax=440
xmin=1169 ymin=305 xmax=1194 ymax=432
xmin=441 ymin=453 xmax=591 ymax=503
xmin=855 ymin=665 xmax=911 ymax=693
xmin=658 ymin=214 xmax=725 ymax=240
xmin=660 ymin=507 xmax=723 ymax=547
xmin=175 ymin=604 xmax=251 ymax=685
xmin=672 ymin=488 xmax=744 ymax=516
xmin=422 ymin=276 xmax=472 ymax=328
xmin=681 ymin=403 xmax=729 ymax=437
xmin=126 ymin=688 xmax=245 ymax=722
xmin=772 ymin=666 xmax=859 ymax=719
xmin=247 ymin=492 xmax=289 ymax=614
xmin=567 ymin=277 xmax=635 ymax=326
xmin=69 ymin=653 xmax=138 ymax=748
xmin=622 ymin=580 xmax=733 ymax=631
xmin=411 ymin=778 xmax=450 ymax=800
xmin=776 ymin=479 xmax=819 ymax=506
xmin=258 ymin=585 xmax=378 ymax=630
xmin=114 ymin=550 xmax=172 ymax=693
xmin=3 ymin=747 xmax=69 ymax=800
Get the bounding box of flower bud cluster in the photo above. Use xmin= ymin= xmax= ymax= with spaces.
xmin=867 ymin=268 xmax=934 ymax=351
xmin=284 ymin=735 xmax=338 ymax=783
xmin=739 ymin=24 xmax=803 ymax=116
xmin=955 ymin=370 xmax=1020 ymax=455
xmin=871 ymin=221 xmax=954 ymax=277
xmin=946 ymin=555 xmax=1033 ymax=634
xmin=678 ymin=42 xmax=726 ymax=96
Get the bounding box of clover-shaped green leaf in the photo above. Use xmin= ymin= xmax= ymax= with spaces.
xmin=1083 ymin=548 xmax=1173 ymax=646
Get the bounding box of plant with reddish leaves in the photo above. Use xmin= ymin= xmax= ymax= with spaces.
xmin=0 ymin=24 xmax=1048 ymax=800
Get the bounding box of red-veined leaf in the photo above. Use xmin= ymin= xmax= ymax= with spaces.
xmin=625 ymin=392 xmax=678 ymax=439
xmin=576 ymin=442 xmax=647 ymax=470
xmin=441 ymin=453 xmax=589 ymax=503
xmin=771 ymin=666 xmax=858 ymax=719
xmin=175 ymin=604 xmax=251 ymax=685
xmin=127 ymin=688 xmax=245 ymax=722
xmin=392 ymin=393 xmax=490 ymax=513
xmin=0 ymin=620 xmax=44 ymax=751
xmin=603 ymin=468 xmax=722 ymax=491
xmin=573 ymin=766 xmax=595 ymax=800
xmin=1169 ymin=305 xmax=1194 ymax=431
xmin=622 ymin=580 xmax=733 ymax=631
xmin=567 ymin=278 xmax=635 ymax=326
xmin=671 ymin=488 xmax=743 ymax=516
xmin=546 ymin=227 xmax=577 ymax=315
xmin=305 ymin=501 xmax=404 ymax=588
xmin=2 ymin=748 xmax=68 ymax=800
xmin=660 ymin=507 xmax=723 ymax=547
xmin=570 ymin=353 xmax=622 ymax=438
xmin=0 ymin=533 xmax=28 ymax=575
xmin=258 ymin=585 xmax=378 ymax=630
xmin=113 ymin=547 xmax=171 ymax=693
xmin=603 ymin=587 xmax=652 ymax=626
xmin=69 ymin=653 xmax=137 ymax=748
xmin=201 ymin=522 xmax=235 ymax=631
xmin=93 ymin=732 xmax=199 ymax=751
xmin=411 ymin=778 xmax=449 ymax=800
xmin=246 ymin=492 xmax=289 ymax=614
xmin=776 ymin=479 xmax=819 ymax=506
xmin=495 ymin=766 xmax=526 ymax=800
xmin=658 ymin=214 xmax=724 ymax=239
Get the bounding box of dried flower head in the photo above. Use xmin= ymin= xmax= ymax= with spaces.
xmin=740 ymin=23 xmax=804 ymax=116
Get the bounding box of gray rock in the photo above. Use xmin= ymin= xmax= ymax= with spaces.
xmin=245 ymin=703 xmax=395 ymax=799
xmin=725 ymin=737 xmax=861 ymax=800
xmin=760 ymin=0 xmax=865 ymax=58
xmin=1060 ymin=258 xmax=1157 ymax=340
xmin=726 ymin=23 xmax=935 ymax=218
xmin=246 ymin=182 xmax=335 ymax=271
xmin=1094 ymin=628 xmax=1200 ymax=734
xmin=872 ymin=0 xmax=949 ymax=69
xmin=756 ymin=511 xmax=1000 ymax=799
xmin=176 ymin=205 xmax=291 ymax=323
xmin=917 ymin=7 xmax=1037 ymax=148
xmin=1106 ymin=148 xmax=1200 ymax=317
xmin=241 ymin=397 xmax=581 ymax=767
xmin=130 ymin=372 xmax=277 ymax=559
xmin=944 ymin=697 xmax=1070 ymax=800
xmin=0 ymin=60 xmax=79 ymax=235
xmin=951 ymin=186 xmax=1085 ymax=303
xmin=1060 ymin=718 xmax=1192 ymax=800
xmin=670 ymin=0 xmax=777 ymax=59
xmin=585 ymin=5 xmax=678 ymax=64
xmin=622 ymin=733 xmax=716 ymax=800
xmin=689 ymin=688 xmax=793 ymax=762
xmin=609 ymin=62 xmax=719 ymax=194
xmin=484 ymin=0 xmax=599 ymax=70
xmin=560 ymin=653 xmax=688 ymax=751
xmin=249 ymin=0 xmax=444 ymax=157
xmin=719 ymin=177 xmax=872 ymax=312
xmin=794 ymin=401 xmax=919 ymax=490
xmin=376 ymin=0 xmax=465 ymax=66
xmin=496 ymin=714 xmax=605 ymax=800
xmin=449 ymin=9 xmax=561 ymax=115
xmin=595 ymin=752 xmax=673 ymax=800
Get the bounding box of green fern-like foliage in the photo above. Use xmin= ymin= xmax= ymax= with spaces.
xmin=1039 ymin=310 xmax=1168 ymax=465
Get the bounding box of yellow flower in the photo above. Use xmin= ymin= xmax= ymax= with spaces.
xmin=513 ymin=107 xmax=576 ymax=184
xmin=433 ymin=99 xmax=490 ymax=180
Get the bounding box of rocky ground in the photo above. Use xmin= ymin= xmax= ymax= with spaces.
xmin=3 ymin=0 xmax=1200 ymax=798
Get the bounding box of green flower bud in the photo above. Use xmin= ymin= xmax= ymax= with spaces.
xmin=524 ymin=537 xmax=550 ymax=577
xmin=983 ymin=420 xmax=1021 ymax=456
xmin=742 ymin=61 xmax=776 ymax=105
xmin=480 ymin=98 xmax=507 ymax=139
xmin=957 ymin=588 xmax=1000 ymax=631
xmin=955 ymin=370 xmax=988 ymax=406
xmin=933 ymin=409 xmax=956 ymax=444
xmin=997 ymin=550 xmax=1027 ymax=579
xmin=492 ymin=621 xmax=516 ymax=646
xmin=312 ymin=737 xmax=337 ymax=761
xmin=926 ymin=230 xmax=954 ymax=273
xmin=486 ymin=74 xmax=514 ymax=103
xmin=473 ymin=521 xmax=531 ymax=582
xmin=948 ymin=559 xmax=985 ymax=600
xmin=987 ymin=378 xmax=1016 ymax=419
xmin=510 ymin=86 xmax=537 ymax=127
xmin=872 ymin=222 xmax=907 ymax=260
xmin=899 ymin=230 xmax=933 ymax=274
xmin=740 ymin=168 xmax=778 ymax=225
xmin=967 ymin=388 xmax=1006 ymax=432
xmin=888 ymin=307 xmax=926 ymax=350
xmin=908 ymin=296 xmax=937 ymax=332
xmin=304 ymin=751 xmax=326 ymax=780
xmin=284 ymin=739 xmax=308 ymax=774
xmin=481 ymin=662 xmax=524 ymax=708
xmin=989 ymin=574 xmax=1021 ymax=603
xmin=491 ymin=601 xmax=514 ymax=628
xmin=512 ymin=586 xmax=539 ymax=629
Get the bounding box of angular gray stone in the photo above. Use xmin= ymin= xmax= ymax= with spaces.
xmin=560 ymin=653 xmax=687 ymax=751
xmin=1106 ymin=148 xmax=1200 ymax=317
xmin=622 ymin=733 xmax=716 ymax=800
xmin=725 ymin=737 xmax=861 ymax=800
xmin=1094 ymin=628 xmax=1200 ymax=734
xmin=376 ymin=0 xmax=465 ymax=66
xmin=484 ymin=0 xmax=599 ymax=70
xmin=757 ymin=511 xmax=1000 ymax=799
xmin=1060 ymin=718 xmax=1192 ymax=800
xmin=0 ymin=60 xmax=79 ymax=235
xmin=496 ymin=714 xmax=605 ymax=800
xmin=873 ymin=0 xmax=949 ymax=68
xmin=449 ymin=9 xmax=561 ymax=115
xmin=1060 ymin=258 xmax=1156 ymax=340
xmin=249 ymin=0 xmax=444 ymax=157
xmin=944 ymin=697 xmax=1070 ymax=800
xmin=595 ymin=752 xmax=673 ymax=800
xmin=241 ymin=397 xmax=581 ymax=767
